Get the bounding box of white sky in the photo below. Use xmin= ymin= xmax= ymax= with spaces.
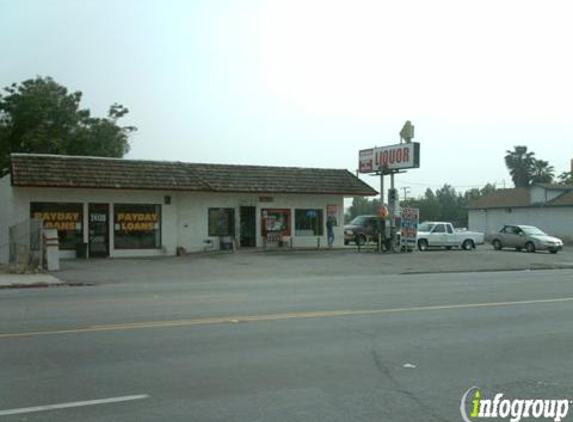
xmin=2 ymin=0 xmax=573 ymax=198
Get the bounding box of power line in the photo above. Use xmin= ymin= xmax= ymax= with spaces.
xmin=395 ymin=179 xmax=501 ymax=189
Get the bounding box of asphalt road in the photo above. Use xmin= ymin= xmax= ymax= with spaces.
xmin=1 ymin=267 xmax=573 ymax=421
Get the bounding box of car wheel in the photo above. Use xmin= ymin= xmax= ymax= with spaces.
xmin=492 ymin=239 xmax=502 ymax=250
xmin=462 ymin=239 xmax=474 ymax=250
xmin=355 ymin=235 xmax=366 ymax=246
xmin=418 ymin=239 xmax=428 ymax=251
xmin=344 ymin=240 xmax=349 ymax=245
xmin=525 ymin=242 xmax=536 ymax=253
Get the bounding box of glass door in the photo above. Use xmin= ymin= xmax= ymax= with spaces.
xmin=240 ymin=206 xmax=256 ymax=247
xmin=88 ymin=204 xmax=109 ymax=257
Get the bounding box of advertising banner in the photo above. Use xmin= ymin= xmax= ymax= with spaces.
xmin=359 ymin=142 xmax=420 ymax=173
xmin=400 ymin=207 xmax=419 ymax=251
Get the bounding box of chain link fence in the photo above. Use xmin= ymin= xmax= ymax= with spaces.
xmin=8 ymin=219 xmax=43 ymax=271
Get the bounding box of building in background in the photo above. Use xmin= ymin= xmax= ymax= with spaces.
xmin=0 ymin=154 xmax=377 ymax=263
xmin=467 ymin=184 xmax=573 ymax=243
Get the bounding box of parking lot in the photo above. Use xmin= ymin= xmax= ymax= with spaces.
xmin=45 ymin=245 xmax=573 ymax=286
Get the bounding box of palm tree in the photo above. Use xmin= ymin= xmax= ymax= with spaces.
xmin=505 ymin=146 xmax=535 ymax=187
xmin=530 ymin=159 xmax=555 ymax=184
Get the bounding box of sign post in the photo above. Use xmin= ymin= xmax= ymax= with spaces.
xmin=357 ymin=122 xmax=420 ymax=253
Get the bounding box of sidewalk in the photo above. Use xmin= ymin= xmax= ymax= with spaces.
xmin=0 ymin=272 xmax=65 ymax=289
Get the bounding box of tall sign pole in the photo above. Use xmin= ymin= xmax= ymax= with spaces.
xmin=380 ymin=172 xmax=384 ymax=208
xmin=357 ymin=121 xmax=419 ymax=252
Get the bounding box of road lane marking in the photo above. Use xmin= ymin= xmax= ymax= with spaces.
xmin=2 ymin=296 xmax=573 ymax=339
xmin=0 ymin=394 xmax=149 ymax=417
xmin=30 ymin=293 xmax=250 ymax=308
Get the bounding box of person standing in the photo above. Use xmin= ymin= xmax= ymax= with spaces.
xmin=326 ymin=214 xmax=337 ymax=248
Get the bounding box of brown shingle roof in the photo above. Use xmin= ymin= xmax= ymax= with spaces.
xmin=468 ymin=186 xmax=573 ymax=209
xmin=533 ymin=183 xmax=573 ymax=191
xmin=466 ymin=188 xmax=530 ymax=209
xmin=547 ymin=191 xmax=573 ymax=206
xmin=11 ymin=154 xmax=211 ymax=191
xmin=9 ymin=154 xmax=377 ymax=196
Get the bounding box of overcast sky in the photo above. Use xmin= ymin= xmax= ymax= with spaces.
xmin=2 ymin=0 xmax=572 ymax=198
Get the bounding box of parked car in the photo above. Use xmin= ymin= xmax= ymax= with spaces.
xmin=487 ymin=225 xmax=563 ymax=254
xmin=344 ymin=215 xmax=384 ymax=245
xmin=417 ymin=221 xmax=484 ymax=251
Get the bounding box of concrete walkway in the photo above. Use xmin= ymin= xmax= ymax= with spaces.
xmin=0 ymin=273 xmax=64 ymax=288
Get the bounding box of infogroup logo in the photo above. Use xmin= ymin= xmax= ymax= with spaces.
xmin=460 ymin=387 xmax=571 ymax=422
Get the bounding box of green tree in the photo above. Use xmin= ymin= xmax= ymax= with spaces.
xmin=504 ymin=145 xmax=535 ymax=187
xmin=346 ymin=183 xmax=496 ymax=227
xmin=435 ymin=184 xmax=460 ymax=222
xmin=463 ymin=184 xmax=496 ymax=203
xmin=345 ymin=197 xmax=381 ymax=222
xmin=530 ymin=159 xmax=555 ymax=184
xmin=558 ymin=171 xmax=573 ymax=185
xmin=0 ymin=76 xmax=135 ymax=169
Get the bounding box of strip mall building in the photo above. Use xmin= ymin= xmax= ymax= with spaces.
xmin=0 ymin=154 xmax=377 ymax=263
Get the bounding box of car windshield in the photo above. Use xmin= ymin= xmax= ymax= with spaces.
xmin=418 ymin=223 xmax=435 ymax=232
xmin=349 ymin=216 xmax=369 ymax=226
xmin=521 ymin=226 xmax=547 ymax=236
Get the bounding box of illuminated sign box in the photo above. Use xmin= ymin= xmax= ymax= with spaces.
xmin=359 ymin=142 xmax=420 ymax=173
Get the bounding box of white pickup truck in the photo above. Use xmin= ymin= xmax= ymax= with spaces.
xmin=416 ymin=222 xmax=484 ymax=251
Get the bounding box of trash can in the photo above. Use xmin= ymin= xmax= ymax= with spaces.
xmin=76 ymin=242 xmax=88 ymax=259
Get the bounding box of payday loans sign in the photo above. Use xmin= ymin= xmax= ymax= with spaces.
xmin=359 ymin=142 xmax=420 ymax=174
xmin=116 ymin=212 xmax=159 ymax=231
xmin=32 ymin=211 xmax=81 ymax=231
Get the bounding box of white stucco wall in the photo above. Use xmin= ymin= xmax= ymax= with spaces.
xmin=0 ymin=185 xmax=346 ymax=263
xmin=176 ymin=192 xmax=344 ymax=251
xmin=469 ymin=207 xmax=573 ymax=243
xmin=0 ymin=174 xmax=14 ymax=264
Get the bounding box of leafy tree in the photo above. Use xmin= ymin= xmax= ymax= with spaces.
xmin=463 ymin=183 xmax=496 ymax=202
xmin=558 ymin=171 xmax=573 ymax=185
xmin=435 ymin=184 xmax=460 ymax=222
xmin=347 ymin=183 xmax=497 ymax=228
xmin=0 ymin=76 xmax=135 ymax=169
xmin=504 ymin=145 xmax=535 ymax=187
xmin=345 ymin=197 xmax=381 ymax=222
xmin=530 ymin=159 xmax=555 ymax=184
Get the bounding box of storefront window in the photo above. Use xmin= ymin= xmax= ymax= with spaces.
xmin=114 ymin=204 xmax=161 ymax=249
xmin=261 ymin=209 xmax=291 ymax=236
xmin=208 ymin=208 xmax=235 ymax=236
xmin=30 ymin=202 xmax=83 ymax=250
xmin=295 ymin=209 xmax=324 ymax=236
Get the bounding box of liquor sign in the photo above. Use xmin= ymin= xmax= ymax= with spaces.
xmin=358 ymin=142 xmax=420 ymax=174
xmin=400 ymin=207 xmax=419 ymax=251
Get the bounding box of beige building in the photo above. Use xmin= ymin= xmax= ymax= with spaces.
xmin=0 ymin=154 xmax=377 ymax=263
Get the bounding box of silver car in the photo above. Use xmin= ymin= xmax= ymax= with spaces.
xmin=489 ymin=225 xmax=563 ymax=254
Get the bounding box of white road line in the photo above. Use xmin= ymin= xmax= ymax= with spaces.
xmin=0 ymin=394 xmax=149 ymax=417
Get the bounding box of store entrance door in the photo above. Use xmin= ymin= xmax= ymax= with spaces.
xmin=240 ymin=206 xmax=256 ymax=247
xmin=88 ymin=203 xmax=109 ymax=258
